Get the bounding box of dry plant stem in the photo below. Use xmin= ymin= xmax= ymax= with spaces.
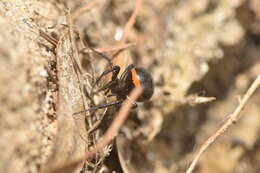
xmin=119 ymin=0 xmax=142 ymax=44
xmin=111 ymin=0 xmax=142 ymax=67
xmin=186 ymin=75 xmax=260 ymax=173
xmin=178 ymin=95 xmax=216 ymax=106
xmin=39 ymin=30 xmax=58 ymax=46
xmin=82 ymin=42 xmax=136 ymax=53
xmin=84 ymin=87 xmax=143 ymax=160
xmin=72 ymin=0 xmax=98 ymax=20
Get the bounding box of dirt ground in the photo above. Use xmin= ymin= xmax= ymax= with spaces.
xmin=0 ymin=0 xmax=260 ymax=173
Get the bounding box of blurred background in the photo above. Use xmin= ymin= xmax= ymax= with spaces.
xmin=0 ymin=0 xmax=260 ymax=173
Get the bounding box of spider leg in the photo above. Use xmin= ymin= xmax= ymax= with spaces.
xmin=92 ymin=65 xmax=120 ymax=88
xmin=73 ymin=100 xmax=124 ymax=115
xmin=119 ymin=64 xmax=134 ymax=81
xmin=92 ymin=80 xmax=116 ymax=94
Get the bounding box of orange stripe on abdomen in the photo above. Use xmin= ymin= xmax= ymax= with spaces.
xmin=130 ymin=68 xmax=141 ymax=87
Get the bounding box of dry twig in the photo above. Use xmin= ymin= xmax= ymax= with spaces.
xmin=72 ymin=0 xmax=98 ymax=20
xmin=186 ymin=75 xmax=260 ymax=173
xmin=84 ymin=87 xmax=143 ymax=160
xmin=176 ymin=94 xmax=216 ymax=106
xmin=119 ymin=0 xmax=142 ymax=44
xmin=82 ymin=42 xmax=136 ymax=53
xmin=111 ymin=0 xmax=142 ymax=69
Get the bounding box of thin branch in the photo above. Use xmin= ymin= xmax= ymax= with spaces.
xmin=39 ymin=30 xmax=58 ymax=47
xmin=186 ymin=75 xmax=260 ymax=173
xmin=111 ymin=0 xmax=142 ymax=68
xmin=81 ymin=42 xmax=136 ymax=54
xmin=175 ymin=94 xmax=216 ymax=106
xmin=84 ymin=87 xmax=143 ymax=160
xmin=119 ymin=0 xmax=142 ymax=44
xmin=71 ymin=0 xmax=98 ymax=20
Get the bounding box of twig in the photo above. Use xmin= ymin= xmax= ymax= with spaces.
xmin=84 ymin=87 xmax=143 ymax=160
xmin=175 ymin=94 xmax=216 ymax=106
xmin=81 ymin=42 xmax=136 ymax=53
xmin=119 ymin=0 xmax=142 ymax=44
xmin=39 ymin=30 xmax=58 ymax=47
xmin=111 ymin=0 xmax=142 ymax=68
xmin=71 ymin=0 xmax=98 ymax=20
xmin=186 ymin=75 xmax=260 ymax=173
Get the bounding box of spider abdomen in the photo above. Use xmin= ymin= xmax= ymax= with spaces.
xmin=131 ymin=67 xmax=154 ymax=102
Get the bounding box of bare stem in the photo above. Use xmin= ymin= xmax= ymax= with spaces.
xmin=186 ymin=75 xmax=260 ymax=173
xmin=84 ymin=87 xmax=143 ymax=160
xmin=119 ymin=0 xmax=142 ymax=44
xmin=71 ymin=0 xmax=98 ymax=20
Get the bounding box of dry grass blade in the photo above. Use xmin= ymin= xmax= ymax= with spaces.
xmin=66 ymin=9 xmax=91 ymax=144
xmin=72 ymin=0 xmax=98 ymax=20
xmin=186 ymin=75 xmax=260 ymax=173
xmin=42 ymin=29 xmax=86 ymax=173
xmin=42 ymin=10 xmax=90 ymax=173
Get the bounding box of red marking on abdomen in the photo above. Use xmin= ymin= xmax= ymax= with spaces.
xmin=131 ymin=68 xmax=141 ymax=87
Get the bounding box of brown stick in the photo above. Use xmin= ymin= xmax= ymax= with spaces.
xmin=81 ymin=42 xmax=136 ymax=54
xmin=119 ymin=0 xmax=142 ymax=44
xmin=111 ymin=0 xmax=142 ymax=69
xmin=186 ymin=75 xmax=260 ymax=173
xmin=71 ymin=0 xmax=98 ymax=20
xmin=39 ymin=30 xmax=58 ymax=46
xmin=84 ymin=87 xmax=143 ymax=160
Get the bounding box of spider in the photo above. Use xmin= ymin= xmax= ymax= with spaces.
xmin=73 ymin=47 xmax=154 ymax=115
